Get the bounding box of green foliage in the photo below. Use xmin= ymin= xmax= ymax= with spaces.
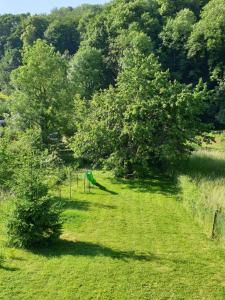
xmin=68 ymin=46 xmax=104 ymax=99
xmin=72 ymin=48 xmax=208 ymax=176
xmin=108 ymin=24 xmax=153 ymax=79
xmin=159 ymin=9 xmax=196 ymax=81
xmin=156 ymin=0 xmax=207 ymax=16
xmin=44 ymin=19 xmax=79 ymax=54
xmin=5 ymin=129 xmax=62 ymax=248
xmin=160 ymin=8 xmax=196 ymax=50
xmin=21 ymin=16 xmax=49 ymax=47
xmin=0 ymin=92 xmax=9 ymax=118
xmin=188 ymin=0 xmax=225 ymax=79
xmin=0 ymin=48 xmax=22 ymax=92
xmin=0 ymin=134 xmax=13 ymax=189
xmin=0 ymin=14 xmax=24 ymax=58
xmin=10 ymin=39 xmax=74 ymax=144
xmin=6 ymin=196 xmax=62 ymax=248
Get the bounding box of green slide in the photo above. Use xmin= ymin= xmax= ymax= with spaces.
xmin=85 ymin=171 xmax=97 ymax=185
xmin=85 ymin=171 xmax=117 ymax=195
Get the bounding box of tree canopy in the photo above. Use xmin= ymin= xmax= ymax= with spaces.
xmin=0 ymin=0 xmax=223 ymax=176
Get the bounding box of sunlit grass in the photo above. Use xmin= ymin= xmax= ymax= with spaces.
xmin=179 ymin=132 xmax=225 ymax=238
xmin=1 ymin=171 xmax=225 ymax=299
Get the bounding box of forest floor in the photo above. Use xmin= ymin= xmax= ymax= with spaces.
xmin=1 ymin=171 xmax=225 ymax=299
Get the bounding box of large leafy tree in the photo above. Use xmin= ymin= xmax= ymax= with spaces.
xmin=188 ymin=0 xmax=225 ymax=80
xmin=10 ymin=40 xmax=74 ymax=145
xmin=160 ymin=9 xmax=196 ymax=82
xmin=68 ymin=46 xmax=104 ymax=99
xmin=21 ymin=16 xmax=49 ymax=47
xmin=0 ymin=14 xmax=24 ymax=58
xmin=44 ymin=19 xmax=80 ymax=55
xmin=72 ymin=48 xmax=208 ymax=176
xmin=156 ymin=0 xmax=208 ymax=17
xmin=187 ymin=0 xmax=225 ymax=126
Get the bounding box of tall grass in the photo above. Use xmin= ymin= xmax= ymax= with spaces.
xmin=179 ymin=142 xmax=225 ymax=239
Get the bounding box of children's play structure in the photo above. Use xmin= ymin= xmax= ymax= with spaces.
xmin=56 ymin=169 xmax=117 ymax=199
xmin=84 ymin=170 xmax=108 ymax=193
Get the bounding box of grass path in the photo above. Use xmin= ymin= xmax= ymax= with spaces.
xmin=1 ymin=171 xmax=225 ymax=299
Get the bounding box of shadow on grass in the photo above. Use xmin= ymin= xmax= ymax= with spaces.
xmin=110 ymin=175 xmax=179 ymax=196
xmin=54 ymin=197 xmax=117 ymax=211
xmin=33 ymin=239 xmax=198 ymax=267
xmin=180 ymin=153 xmax=225 ymax=180
xmin=94 ymin=182 xmax=118 ymax=195
xmin=34 ymin=239 xmax=155 ymax=262
xmin=0 ymin=265 xmax=19 ymax=271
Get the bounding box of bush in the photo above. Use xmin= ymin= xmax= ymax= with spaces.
xmin=6 ymin=197 xmax=62 ymax=248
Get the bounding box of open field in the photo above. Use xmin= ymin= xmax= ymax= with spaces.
xmin=1 ymin=172 xmax=225 ymax=299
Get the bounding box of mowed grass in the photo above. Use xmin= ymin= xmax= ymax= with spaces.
xmin=1 ymin=172 xmax=225 ymax=299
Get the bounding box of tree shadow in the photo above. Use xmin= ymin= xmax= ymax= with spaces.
xmin=32 ymin=239 xmax=204 ymax=269
xmin=34 ymin=239 xmax=156 ymax=262
xmin=54 ymin=197 xmax=117 ymax=211
xmin=110 ymin=175 xmax=179 ymax=196
xmin=180 ymin=153 xmax=225 ymax=181
xmin=0 ymin=265 xmax=19 ymax=271
xmin=92 ymin=202 xmax=117 ymax=209
xmin=93 ymin=182 xmax=118 ymax=195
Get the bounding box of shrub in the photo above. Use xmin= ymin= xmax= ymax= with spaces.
xmin=5 ymin=129 xmax=62 ymax=248
xmin=6 ymin=197 xmax=62 ymax=248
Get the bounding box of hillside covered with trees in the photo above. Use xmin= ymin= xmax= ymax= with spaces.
xmin=1 ymin=0 xmax=225 ymax=178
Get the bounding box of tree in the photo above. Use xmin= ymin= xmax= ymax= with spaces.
xmin=68 ymin=46 xmax=104 ymax=99
xmin=0 ymin=14 xmax=24 ymax=59
xmin=108 ymin=24 xmax=153 ymax=79
xmin=5 ymin=129 xmax=62 ymax=248
xmin=21 ymin=16 xmax=49 ymax=47
xmin=0 ymin=48 xmax=22 ymax=92
xmin=0 ymin=92 xmax=9 ymax=119
xmin=81 ymin=0 xmax=161 ymax=86
xmin=44 ymin=19 xmax=79 ymax=55
xmin=156 ymin=0 xmax=207 ymax=17
xmin=159 ymin=9 xmax=196 ymax=81
xmin=10 ymin=40 xmax=74 ymax=145
xmin=188 ymin=0 xmax=225 ymax=80
xmin=71 ymin=48 xmax=208 ymax=176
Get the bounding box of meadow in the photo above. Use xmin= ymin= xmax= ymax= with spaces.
xmin=179 ymin=132 xmax=225 ymax=239
xmin=1 ymin=171 xmax=225 ymax=299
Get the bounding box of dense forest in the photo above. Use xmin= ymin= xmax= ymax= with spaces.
xmin=1 ymin=0 xmax=225 ymax=175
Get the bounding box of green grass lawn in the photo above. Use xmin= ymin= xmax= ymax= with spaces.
xmin=1 ymin=171 xmax=225 ymax=299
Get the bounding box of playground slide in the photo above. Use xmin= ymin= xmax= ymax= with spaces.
xmin=85 ymin=171 xmax=97 ymax=185
xmin=85 ymin=171 xmax=117 ymax=195
xmin=85 ymin=171 xmax=108 ymax=191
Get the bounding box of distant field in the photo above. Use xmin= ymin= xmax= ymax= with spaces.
xmin=1 ymin=171 xmax=225 ymax=299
